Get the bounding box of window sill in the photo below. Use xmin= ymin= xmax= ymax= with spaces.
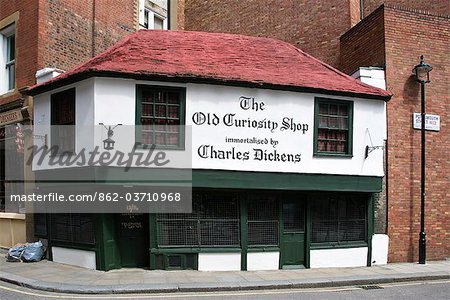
xmin=310 ymin=241 xmax=367 ymax=250
xmin=135 ymin=143 xmax=185 ymax=151
xmin=313 ymin=152 xmax=353 ymax=158
xmin=50 ymin=240 xmax=97 ymax=251
xmin=247 ymin=246 xmax=279 ymax=252
xmin=0 ymin=89 xmax=18 ymax=98
xmin=151 ymin=247 xmax=241 ymax=253
xmin=0 ymin=212 xmax=25 ymax=220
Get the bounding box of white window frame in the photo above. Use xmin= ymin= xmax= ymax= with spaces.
xmin=140 ymin=8 xmax=167 ymax=30
xmin=0 ymin=23 xmax=16 ymax=95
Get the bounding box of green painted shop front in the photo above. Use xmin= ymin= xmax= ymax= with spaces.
xmin=36 ymin=170 xmax=379 ymax=271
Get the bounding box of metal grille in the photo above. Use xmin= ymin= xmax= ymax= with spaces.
xmin=311 ymin=195 xmax=367 ymax=243
xmin=157 ymin=219 xmax=198 ymax=246
xmin=51 ymin=214 xmax=95 ymax=244
xmin=248 ymin=197 xmax=279 ymax=246
xmin=199 ymin=220 xmax=239 ymax=246
xmin=157 ymin=194 xmax=239 ymax=247
xmin=248 ymin=221 xmax=278 ymax=246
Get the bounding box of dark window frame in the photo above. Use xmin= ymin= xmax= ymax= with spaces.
xmin=311 ymin=194 xmax=368 ymax=246
xmin=135 ymin=85 xmax=186 ymax=150
xmin=1 ymin=23 xmax=16 ymax=93
xmin=50 ymin=213 xmax=96 ymax=245
xmin=156 ymin=193 xmax=240 ymax=248
xmin=6 ymin=33 xmax=15 ymax=91
xmin=247 ymin=196 xmax=279 ymax=247
xmin=313 ymin=98 xmax=353 ymax=157
xmin=50 ymin=88 xmax=76 ymax=155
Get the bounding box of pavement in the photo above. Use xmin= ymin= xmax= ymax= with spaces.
xmin=0 ymin=249 xmax=449 ymax=294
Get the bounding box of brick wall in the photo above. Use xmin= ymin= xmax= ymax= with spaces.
xmin=341 ymin=5 xmax=449 ymax=262
xmin=383 ymin=6 xmax=449 ymax=262
xmin=362 ymin=0 xmax=449 ymax=18
xmin=1 ymin=0 xmax=137 ymax=106
xmin=340 ymin=6 xmax=385 ymax=74
xmin=0 ymin=0 xmax=39 ymax=106
xmin=176 ymin=0 xmax=185 ymax=30
xmin=39 ymin=0 xmax=137 ymax=72
xmin=184 ymin=0 xmax=357 ymax=67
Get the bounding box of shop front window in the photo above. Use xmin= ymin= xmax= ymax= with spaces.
xmin=157 ymin=193 xmax=239 ymax=247
xmin=248 ymin=196 xmax=279 ymax=246
xmin=311 ymin=194 xmax=367 ymax=244
xmin=50 ymin=213 xmax=95 ymax=245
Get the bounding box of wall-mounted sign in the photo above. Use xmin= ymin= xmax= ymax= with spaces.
xmin=186 ymin=84 xmax=386 ymax=176
xmin=413 ymin=113 xmax=440 ymax=131
xmin=0 ymin=109 xmax=24 ymax=126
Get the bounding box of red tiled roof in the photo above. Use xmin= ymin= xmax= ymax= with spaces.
xmin=28 ymin=30 xmax=391 ymax=99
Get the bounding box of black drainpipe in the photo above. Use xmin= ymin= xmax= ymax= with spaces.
xmin=360 ymin=0 xmax=364 ymax=20
xmin=167 ymin=0 xmax=171 ymax=30
xmin=92 ymin=0 xmax=96 ymax=57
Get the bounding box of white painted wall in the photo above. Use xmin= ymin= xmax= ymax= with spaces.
xmin=247 ymin=252 xmax=279 ymax=271
xmin=352 ymin=67 xmax=386 ymax=91
xmin=371 ymin=234 xmax=389 ymax=265
xmin=51 ymin=246 xmax=96 ymax=270
xmin=310 ymin=247 xmax=368 ymax=268
xmin=198 ymin=253 xmax=241 ymax=271
xmin=35 ymin=68 xmax=64 ymax=84
xmin=187 ymin=83 xmax=386 ymax=177
xmin=32 ymin=79 xmax=95 ymax=171
xmin=32 ymin=78 xmax=386 ymax=177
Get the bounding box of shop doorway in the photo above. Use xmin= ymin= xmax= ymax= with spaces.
xmin=118 ymin=213 xmax=149 ymax=268
xmin=280 ymin=199 xmax=306 ymax=268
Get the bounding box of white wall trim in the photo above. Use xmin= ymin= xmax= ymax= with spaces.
xmin=247 ymin=252 xmax=279 ymax=271
xmin=310 ymin=247 xmax=368 ymax=268
xmin=371 ymin=234 xmax=389 ymax=265
xmin=51 ymin=247 xmax=96 ymax=270
xmin=198 ymin=253 xmax=241 ymax=271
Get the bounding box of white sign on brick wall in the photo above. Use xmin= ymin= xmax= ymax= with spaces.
xmin=413 ymin=113 xmax=440 ymax=131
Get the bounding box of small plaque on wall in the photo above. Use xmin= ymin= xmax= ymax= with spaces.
xmin=413 ymin=113 xmax=440 ymax=131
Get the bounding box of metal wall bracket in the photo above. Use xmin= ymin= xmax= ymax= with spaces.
xmin=365 ymin=145 xmax=384 ymax=159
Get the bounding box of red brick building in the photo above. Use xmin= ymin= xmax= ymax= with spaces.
xmin=181 ymin=0 xmax=450 ymax=262
xmin=341 ymin=5 xmax=449 ymax=262
xmin=0 ymin=0 xmax=136 ymax=247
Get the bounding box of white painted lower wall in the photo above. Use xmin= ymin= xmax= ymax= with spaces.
xmin=371 ymin=234 xmax=389 ymax=265
xmin=310 ymin=247 xmax=368 ymax=268
xmin=198 ymin=253 xmax=241 ymax=271
xmin=247 ymin=252 xmax=279 ymax=271
xmin=52 ymin=247 xmax=96 ymax=270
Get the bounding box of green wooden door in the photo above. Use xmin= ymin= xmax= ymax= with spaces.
xmin=118 ymin=213 xmax=149 ymax=268
xmin=281 ymin=199 xmax=305 ymax=268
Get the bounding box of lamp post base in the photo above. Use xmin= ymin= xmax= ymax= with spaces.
xmin=419 ymin=231 xmax=426 ymax=264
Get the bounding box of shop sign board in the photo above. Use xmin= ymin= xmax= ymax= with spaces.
xmin=0 ymin=109 xmax=23 ymax=126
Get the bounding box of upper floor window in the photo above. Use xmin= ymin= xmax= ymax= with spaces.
xmin=314 ymin=98 xmax=353 ymax=156
xmin=136 ymin=85 xmax=185 ymax=149
xmin=142 ymin=8 xmax=167 ymax=30
xmin=1 ymin=23 xmax=15 ymax=94
xmin=51 ymin=88 xmax=76 ymax=154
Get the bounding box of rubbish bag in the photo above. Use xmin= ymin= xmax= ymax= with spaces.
xmin=6 ymin=244 xmax=26 ymax=262
xmin=21 ymin=241 xmax=44 ymax=262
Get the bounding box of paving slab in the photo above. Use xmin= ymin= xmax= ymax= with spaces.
xmin=1 ymin=249 xmax=449 ymax=294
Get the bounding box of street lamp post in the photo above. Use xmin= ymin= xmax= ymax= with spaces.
xmin=412 ymin=55 xmax=432 ymax=264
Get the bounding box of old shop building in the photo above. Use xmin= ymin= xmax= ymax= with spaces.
xmin=26 ymin=30 xmax=391 ymax=271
